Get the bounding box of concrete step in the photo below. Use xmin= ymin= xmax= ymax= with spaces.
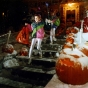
xmin=0 ymin=56 xmax=55 ymax=88
xmin=0 ymin=76 xmax=32 ymax=88
xmin=0 ymin=32 xmax=60 ymax=88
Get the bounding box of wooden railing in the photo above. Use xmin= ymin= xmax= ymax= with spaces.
xmin=0 ymin=31 xmax=18 ymax=45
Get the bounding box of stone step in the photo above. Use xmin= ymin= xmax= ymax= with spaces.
xmin=31 ymin=57 xmax=56 ymax=68
xmin=21 ymin=66 xmax=55 ymax=75
xmin=0 ymin=77 xmax=32 ymax=88
xmin=16 ymin=56 xmax=56 ymax=68
xmin=42 ymin=43 xmax=60 ymax=46
xmin=32 ymin=49 xmax=58 ymax=59
xmin=10 ymin=68 xmax=53 ymax=87
xmin=16 ymin=56 xmax=56 ymax=61
xmin=13 ymin=56 xmax=56 ymax=70
xmin=1 ymin=55 xmax=56 ymax=87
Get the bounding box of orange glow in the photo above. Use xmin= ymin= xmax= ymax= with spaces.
xmin=68 ymin=3 xmax=74 ymax=7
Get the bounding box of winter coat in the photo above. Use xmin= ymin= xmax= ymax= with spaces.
xmin=51 ymin=15 xmax=60 ymax=29
xmin=31 ymin=21 xmax=45 ymax=39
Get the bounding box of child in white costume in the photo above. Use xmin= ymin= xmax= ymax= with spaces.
xmin=45 ymin=11 xmax=60 ymax=44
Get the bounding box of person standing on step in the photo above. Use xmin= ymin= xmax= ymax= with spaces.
xmin=49 ymin=11 xmax=60 ymax=44
xmin=28 ymin=14 xmax=45 ymax=64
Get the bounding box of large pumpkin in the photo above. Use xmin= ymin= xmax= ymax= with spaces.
xmin=55 ymin=48 xmax=88 ymax=85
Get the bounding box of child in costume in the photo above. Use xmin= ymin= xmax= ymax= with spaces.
xmin=45 ymin=11 xmax=60 ymax=44
xmin=50 ymin=11 xmax=60 ymax=44
xmin=16 ymin=21 xmax=32 ymax=46
xmin=28 ymin=14 xmax=45 ymax=63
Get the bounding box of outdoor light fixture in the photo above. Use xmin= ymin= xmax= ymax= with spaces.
xmin=2 ymin=12 xmax=4 ymax=16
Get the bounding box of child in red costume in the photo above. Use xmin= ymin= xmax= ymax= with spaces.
xmin=16 ymin=22 xmax=32 ymax=46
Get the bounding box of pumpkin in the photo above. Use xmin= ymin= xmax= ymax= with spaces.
xmin=66 ymin=36 xmax=74 ymax=44
xmin=70 ymin=27 xmax=78 ymax=33
xmin=62 ymin=43 xmax=73 ymax=49
xmin=19 ymin=47 xmax=28 ymax=56
xmin=67 ymin=33 xmax=75 ymax=37
xmin=77 ymin=43 xmax=88 ymax=57
xmin=55 ymin=48 xmax=88 ymax=85
xmin=2 ymin=44 xmax=14 ymax=53
xmin=66 ymin=27 xmax=78 ymax=35
xmin=66 ymin=29 xmax=71 ymax=34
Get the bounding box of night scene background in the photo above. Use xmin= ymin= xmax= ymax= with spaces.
xmin=0 ymin=0 xmax=30 ymax=34
xmin=0 ymin=0 xmax=61 ymax=35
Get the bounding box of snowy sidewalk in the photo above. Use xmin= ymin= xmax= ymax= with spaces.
xmin=45 ymin=74 xmax=88 ymax=88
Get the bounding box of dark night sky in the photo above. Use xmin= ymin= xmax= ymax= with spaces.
xmin=0 ymin=0 xmax=29 ymax=33
xmin=0 ymin=0 xmax=61 ymax=34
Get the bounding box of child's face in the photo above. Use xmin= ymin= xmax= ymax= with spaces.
xmin=34 ymin=16 xmax=41 ymax=22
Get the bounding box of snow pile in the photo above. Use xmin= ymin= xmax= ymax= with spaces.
xmin=3 ymin=55 xmax=19 ymax=68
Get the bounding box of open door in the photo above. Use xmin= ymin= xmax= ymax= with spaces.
xmin=66 ymin=10 xmax=75 ymax=27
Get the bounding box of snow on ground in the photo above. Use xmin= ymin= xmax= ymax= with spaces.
xmin=45 ymin=74 xmax=88 ymax=88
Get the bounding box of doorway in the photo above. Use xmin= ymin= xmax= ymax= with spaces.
xmin=66 ymin=10 xmax=75 ymax=27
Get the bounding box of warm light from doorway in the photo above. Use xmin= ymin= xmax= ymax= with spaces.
xmin=68 ymin=3 xmax=74 ymax=7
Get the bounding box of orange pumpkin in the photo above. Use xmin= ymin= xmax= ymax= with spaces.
xmin=66 ymin=29 xmax=71 ymax=34
xmin=56 ymin=55 xmax=88 ymax=85
xmin=66 ymin=37 xmax=74 ymax=44
xmin=19 ymin=47 xmax=28 ymax=56
xmin=2 ymin=44 xmax=14 ymax=53
xmin=55 ymin=48 xmax=88 ymax=85
xmin=71 ymin=27 xmax=78 ymax=34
